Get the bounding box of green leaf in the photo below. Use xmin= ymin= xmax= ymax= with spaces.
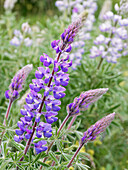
xmin=0 ymin=159 xmax=10 ymax=170
xmin=37 ymin=161 xmax=50 ymax=167
xmin=49 ymin=152 xmax=58 ymax=164
xmin=29 ymin=149 xmax=32 ymax=163
xmin=32 ymin=153 xmax=42 ymax=165
xmin=16 ymin=164 xmax=25 ymax=170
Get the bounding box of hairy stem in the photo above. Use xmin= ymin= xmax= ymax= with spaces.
xmin=67 ymin=115 xmax=77 ymax=130
xmin=4 ymin=99 xmax=13 ymax=125
xmin=0 ymin=99 xmax=13 ymax=151
xmin=67 ymin=143 xmax=84 ymax=168
xmin=57 ymin=114 xmax=70 ymax=135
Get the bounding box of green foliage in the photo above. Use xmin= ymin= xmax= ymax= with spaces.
xmin=0 ymin=0 xmax=128 ymax=169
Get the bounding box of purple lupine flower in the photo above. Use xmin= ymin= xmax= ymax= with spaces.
xmin=14 ymin=12 xmax=88 ymax=156
xmin=5 ymin=64 xmax=33 ymax=101
xmin=69 ymin=0 xmax=97 ymax=69
xmin=81 ymin=112 xmax=115 ymax=144
xmin=67 ymin=88 xmax=108 ymax=116
xmin=67 ymin=112 xmax=115 ymax=168
xmin=14 ymin=52 xmax=73 ymax=149
xmin=51 ymin=11 xmax=88 ymax=53
xmin=34 ymin=140 xmax=48 ymax=154
xmin=90 ymin=7 xmax=128 ymax=64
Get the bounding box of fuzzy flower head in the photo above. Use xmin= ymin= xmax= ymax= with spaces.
xmin=5 ymin=64 xmax=33 ymax=101
xmin=51 ymin=11 xmax=88 ymax=53
xmin=21 ymin=22 xmax=31 ymax=33
xmin=117 ymin=0 xmax=128 ymax=16
xmin=4 ymin=0 xmax=17 ymax=10
xmin=10 ymin=22 xmax=32 ymax=47
xmin=67 ymin=88 xmax=108 ymax=116
xmin=90 ymin=7 xmax=128 ymax=63
xmin=81 ymin=113 xmax=115 ymax=144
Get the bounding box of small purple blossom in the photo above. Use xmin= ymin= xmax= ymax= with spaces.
xmin=81 ymin=113 xmax=115 ymax=144
xmin=34 ymin=141 xmax=48 ymax=154
xmin=90 ymin=9 xmax=128 ymax=64
xmin=5 ymin=64 xmax=33 ymax=101
xmin=67 ymin=88 xmax=108 ymax=116
xmin=14 ymin=13 xmax=87 ymax=156
xmin=51 ymin=11 xmax=88 ymax=54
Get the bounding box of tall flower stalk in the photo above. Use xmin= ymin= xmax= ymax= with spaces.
xmin=67 ymin=88 xmax=108 ymax=129
xmin=41 ymin=88 xmax=108 ymax=166
xmin=67 ymin=112 xmax=115 ymax=168
xmin=90 ymin=4 xmax=128 ymax=69
xmin=0 ymin=64 xmax=33 ymax=148
xmin=15 ymin=12 xmax=88 ymax=168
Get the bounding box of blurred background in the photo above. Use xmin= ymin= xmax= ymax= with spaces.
xmin=0 ymin=0 xmax=128 ymax=170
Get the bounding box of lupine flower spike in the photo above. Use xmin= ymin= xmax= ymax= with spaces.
xmin=90 ymin=2 xmax=128 ymax=69
xmin=37 ymin=12 xmax=88 ymax=167
xmin=0 ymin=65 xmax=33 ymax=150
xmin=67 ymin=88 xmax=108 ymax=130
xmin=14 ymin=12 xmax=87 ymax=167
xmin=4 ymin=64 xmax=33 ymax=125
xmin=5 ymin=64 xmax=33 ymax=102
xmin=67 ymin=112 xmax=115 ymax=168
xmin=55 ymin=0 xmax=97 ymax=69
xmin=51 ymin=88 xmax=108 ymax=166
xmin=46 ymin=88 xmax=108 ymax=168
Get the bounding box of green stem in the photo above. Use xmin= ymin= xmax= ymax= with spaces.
xmin=0 ymin=99 xmax=13 ymax=151
xmin=67 ymin=143 xmax=84 ymax=168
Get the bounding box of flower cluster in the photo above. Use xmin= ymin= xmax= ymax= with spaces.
xmin=14 ymin=53 xmax=72 ymax=154
xmin=51 ymin=11 xmax=87 ymax=54
xmin=118 ymin=0 xmax=128 ymax=16
xmin=14 ymin=13 xmax=86 ymax=154
xmin=67 ymin=88 xmax=108 ymax=116
xmin=90 ymin=7 xmax=128 ymax=63
xmin=4 ymin=0 xmax=17 ymax=10
xmin=55 ymin=0 xmax=97 ymax=69
xmin=5 ymin=64 xmax=33 ymax=102
xmin=81 ymin=112 xmax=115 ymax=144
xmin=10 ymin=22 xmax=32 ymax=47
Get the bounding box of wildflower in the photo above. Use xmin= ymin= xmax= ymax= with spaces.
xmin=15 ymin=13 xmax=86 ymax=156
xmin=21 ymin=22 xmax=31 ymax=33
xmin=56 ymin=0 xmax=97 ymax=69
xmin=4 ymin=0 xmax=17 ymax=10
xmin=34 ymin=141 xmax=48 ymax=154
xmin=56 ymin=0 xmax=96 ymax=69
xmin=5 ymin=64 xmax=33 ymax=102
xmin=99 ymin=0 xmax=112 ymax=20
xmin=24 ymin=38 xmax=33 ymax=47
xmin=90 ymin=7 xmax=128 ymax=64
xmin=119 ymin=0 xmax=128 ymax=16
xmin=67 ymin=88 xmax=108 ymax=116
xmin=67 ymin=113 xmax=115 ymax=168
xmin=10 ymin=36 xmax=21 ymax=46
xmin=81 ymin=113 xmax=115 ymax=144
xmin=51 ymin=11 xmax=88 ymax=54
xmin=10 ymin=23 xmax=32 ymax=47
